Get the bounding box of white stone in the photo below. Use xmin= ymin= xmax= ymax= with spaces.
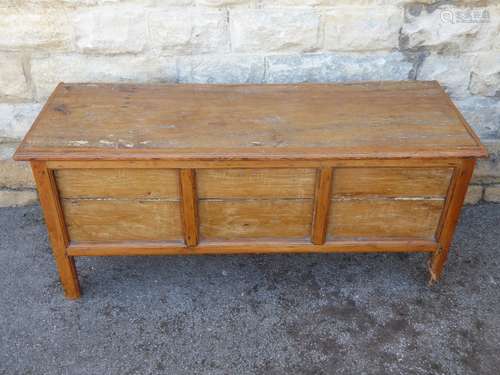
xmin=148 ymin=9 xmax=229 ymax=54
xmin=0 ymin=54 xmax=30 ymax=99
xmin=0 ymin=7 xmax=72 ymax=50
xmin=73 ymin=6 xmax=147 ymax=54
xmin=178 ymin=55 xmax=264 ymax=83
xmin=31 ymin=54 xmax=177 ymax=100
xmin=0 ymin=161 xmax=34 ymax=189
xmin=0 ymin=103 xmax=43 ymax=139
xmin=473 ymin=140 xmax=500 ymax=184
xmin=196 ymin=0 xmax=251 ymax=6
xmin=469 ymin=52 xmax=500 ymax=97
xmin=266 ymin=52 xmax=412 ymax=83
xmin=454 ymin=96 xmax=500 ymax=139
xmin=464 ymin=185 xmax=483 ymax=204
xmin=418 ymin=54 xmax=474 ymax=98
xmin=484 ymin=185 xmax=500 ymax=203
xmin=0 ymin=143 xmax=34 ymax=189
xmin=401 ymin=5 xmax=493 ymax=51
xmin=324 ymin=7 xmax=403 ymax=51
xmin=0 ymin=190 xmax=37 ymax=207
xmin=262 ymin=0 xmax=426 ymax=4
xmin=230 ymin=9 xmax=320 ymax=52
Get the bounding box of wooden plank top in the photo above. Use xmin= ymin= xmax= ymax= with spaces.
xmin=14 ymin=81 xmax=487 ymax=161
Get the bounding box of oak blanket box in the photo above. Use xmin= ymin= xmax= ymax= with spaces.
xmin=14 ymin=81 xmax=487 ymax=299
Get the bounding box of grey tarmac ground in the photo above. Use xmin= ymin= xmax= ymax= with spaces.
xmin=1 ymin=203 xmax=499 ymax=375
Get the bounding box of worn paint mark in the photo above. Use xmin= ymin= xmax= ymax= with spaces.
xmin=68 ymin=140 xmax=89 ymax=146
xmin=158 ymin=124 xmax=177 ymax=129
xmin=99 ymin=140 xmax=114 ymax=145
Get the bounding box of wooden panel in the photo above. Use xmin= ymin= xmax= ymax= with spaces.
xmin=54 ymin=169 xmax=179 ymax=199
xmin=328 ymin=199 xmax=445 ymax=239
xmin=197 ymin=168 xmax=316 ymax=198
xmin=55 ymin=169 xmax=179 ymax=199
xmin=332 ymin=168 xmax=453 ymax=198
xmin=14 ymin=82 xmax=487 ymax=161
xmin=199 ymin=199 xmax=313 ymax=240
xmin=62 ymin=200 xmax=182 ymax=241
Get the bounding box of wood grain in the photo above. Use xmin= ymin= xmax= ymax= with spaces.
xmin=199 ymin=199 xmax=313 ymax=240
xmin=55 ymin=168 xmax=179 ymax=199
xmin=311 ymin=168 xmax=333 ymax=245
xmin=332 ymin=167 xmax=453 ymax=198
xmin=14 ymin=82 xmax=487 ymax=161
xmin=31 ymin=161 xmax=81 ymax=299
xmin=328 ymin=199 xmax=445 ymax=239
xmin=62 ymin=200 xmax=182 ymax=241
xmin=430 ymin=159 xmax=476 ymax=281
xmin=179 ymin=169 xmax=199 ymax=247
xmin=67 ymin=239 xmax=437 ymax=256
xmin=197 ymin=168 xmax=316 ymax=198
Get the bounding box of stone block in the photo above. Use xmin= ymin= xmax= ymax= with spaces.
xmin=230 ymin=9 xmax=320 ymax=52
xmin=0 ymin=7 xmax=72 ymax=51
xmin=73 ymin=6 xmax=147 ymax=54
xmin=324 ymin=7 xmax=403 ymax=51
xmin=418 ymin=54 xmax=474 ymax=98
xmin=0 ymin=103 xmax=43 ymax=139
xmin=178 ymin=55 xmax=264 ymax=83
xmin=31 ymin=53 xmax=176 ymax=100
xmin=469 ymin=52 xmax=500 ymax=97
xmin=464 ymin=185 xmax=483 ymax=204
xmin=484 ymin=185 xmax=500 ymax=203
xmin=0 ymin=54 xmax=30 ymax=99
xmin=401 ymin=5 xmax=496 ymax=52
xmin=0 ymin=143 xmax=34 ymax=189
xmin=0 ymin=189 xmax=37 ymax=207
xmin=148 ymin=9 xmax=229 ymax=54
xmin=454 ymin=97 xmax=500 ymax=139
xmin=265 ymin=52 xmax=412 ymax=83
xmin=473 ymin=140 xmax=500 ymax=184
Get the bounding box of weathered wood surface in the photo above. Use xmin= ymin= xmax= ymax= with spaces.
xmin=199 ymin=199 xmax=313 ymax=240
xmin=55 ymin=169 xmax=179 ymax=199
xmin=62 ymin=200 xmax=182 ymax=241
xmin=328 ymin=199 xmax=445 ymax=239
xmin=14 ymin=81 xmax=487 ymax=161
xmin=197 ymin=168 xmax=316 ymax=198
xmin=332 ymin=168 xmax=453 ymax=198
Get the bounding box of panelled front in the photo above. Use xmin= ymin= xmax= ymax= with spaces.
xmin=327 ymin=167 xmax=453 ymax=240
xmin=53 ymin=165 xmax=455 ymax=245
xmin=196 ymin=169 xmax=316 ymax=240
xmin=55 ymin=169 xmax=182 ymax=242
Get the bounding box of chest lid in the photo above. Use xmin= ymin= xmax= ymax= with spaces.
xmin=14 ymin=81 xmax=487 ymax=161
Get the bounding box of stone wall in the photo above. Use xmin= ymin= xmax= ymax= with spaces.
xmin=1 ymin=0 xmax=499 ymax=206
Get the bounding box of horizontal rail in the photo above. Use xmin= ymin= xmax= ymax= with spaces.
xmin=67 ymin=239 xmax=437 ymax=256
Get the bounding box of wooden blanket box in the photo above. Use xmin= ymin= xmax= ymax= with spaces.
xmin=14 ymin=81 xmax=487 ymax=299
